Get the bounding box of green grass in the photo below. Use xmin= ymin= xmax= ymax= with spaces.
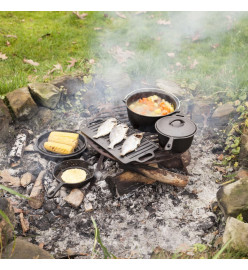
xmin=0 ymin=11 xmax=109 ymax=95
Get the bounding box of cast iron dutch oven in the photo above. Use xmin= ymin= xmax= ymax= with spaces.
xmin=123 ymin=88 xmax=180 ymax=132
xmin=155 ymin=114 xmax=197 ymax=153
xmin=47 ymin=159 xmax=94 ymax=198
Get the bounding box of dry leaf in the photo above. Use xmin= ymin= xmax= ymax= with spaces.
xmin=167 ymin=52 xmax=175 ymax=58
xmin=20 ymin=213 xmax=29 ymax=235
xmin=157 ymin=19 xmax=171 ymax=25
xmin=175 ymin=62 xmax=183 ymax=67
xmin=73 ymin=11 xmax=88 ymax=20
xmin=6 ymin=40 xmax=10 ymax=47
xmin=0 ymin=169 xmax=20 ymax=186
xmin=94 ymin=27 xmax=102 ymax=31
xmin=211 ymin=43 xmax=220 ymax=49
xmin=14 ymin=207 xmax=24 ymax=214
xmin=190 ymin=59 xmax=198 ymax=69
xmin=192 ymin=32 xmax=200 ymax=42
xmin=47 ymin=63 xmax=63 ymax=75
xmin=5 ymin=34 xmax=17 ymax=38
xmin=27 ymin=75 xmax=38 ymax=82
xmin=116 ymin=12 xmax=126 ymax=19
xmin=109 ymin=46 xmax=135 ymax=64
xmin=214 ymin=166 xmax=226 ymax=173
xmin=217 ymin=154 xmax=224 ymax=161
xmin=23 ymin=58 xmax=39 ymax=66
xmin=0 ymin=52 xmax=8 ymax=60
xmin=67 ymin=58 xmax=77 ymax=69
xmin=89 ymin=59 xmax=95 ymax=64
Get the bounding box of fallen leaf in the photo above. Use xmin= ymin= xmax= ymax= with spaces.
xmin=67 ymin=58 xmax=77 ymax=69
xmin=89 ymin=59 xmax=95 ymax=64
xmin=167 ymin=52 xmax=175 ymax=58
xmin=73 ymin=11 xmax=88 ymax=20
xmin=6 ymin=41 xmax=10 ymax=47
xmin=217 ymin=154 xmax=224 ymax=161
xmin=47 ymin=63 xmax=63 ymax=75
xmin=5 ymin=34 xmax=17 ymax=38
xmin=157 ymin=19 xmax=171 ymax=25
xmin=14 ymin=207 xmax=24 ymax=214
xmin=116 ymin=11 xmax=126 ymax=19
xmin=109 ymin=46 xmax=135 ymax=64
xmin=0 ymin=169 xmax=20 ymax=186
xmin=27 ymin=75 xmax=38 ymax=82
xmin=23 ymin=58 xmax=39 ymax=66
xmin=175 ymin=62 xmax=182 ymax=67
xmin=94 ymin=27 xmax=102 ymax=31
xmin=0 ymin=52 xmax=8 ymax=60
xmin=192 ymin=32 xmax=200 ymax=42
xmin=72 ymin=41 xmax=77 ymax=44
xmin=20 ymin=212 xmax=29 ymax=235
xmin=214 ymin=166 xmax=226 ymax=173
xmin=190 ymin=59 xmax=198 ymax=69
xmin=211 ymin=43 xmax=220 ymax=49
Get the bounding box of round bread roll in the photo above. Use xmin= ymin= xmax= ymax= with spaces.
xmin=61 ymin=169 xmax=87 ymax=183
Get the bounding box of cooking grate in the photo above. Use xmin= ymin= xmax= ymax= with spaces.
xmin=81 ymin=106 xmax=159 ymax=164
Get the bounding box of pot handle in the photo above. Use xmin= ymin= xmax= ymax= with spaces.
xmin=164 ymin=137 xmax=174 ymax=151
xmin=47 ymin=182 xmax=65 ymax=199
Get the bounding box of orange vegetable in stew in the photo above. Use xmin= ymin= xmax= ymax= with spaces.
xmin=129 ymin=95 xmax=174 ymax=116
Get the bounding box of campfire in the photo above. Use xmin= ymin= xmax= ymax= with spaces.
xmin=0 ymin=80 xmax=220 ymax=259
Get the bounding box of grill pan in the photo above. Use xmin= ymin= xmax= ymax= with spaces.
xmin=81 ymin=119 xmax=159 ymax=164
xmin=47 ymin=159 xmax=94 ymax=198
xmin=35 ymin=130 xmax=87 ymax=160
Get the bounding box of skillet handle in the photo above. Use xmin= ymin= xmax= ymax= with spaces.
xmin=164 ymin=137 xmax=174 ymax=151
xmin=47 ymin=182 xmax=65 ymax=199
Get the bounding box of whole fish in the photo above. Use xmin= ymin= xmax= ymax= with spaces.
xmin=120 ymin=133 xmax=143 ymax=156
xmin=108 ymin=123 xmax=129 ymax=149
xmin=93 ymin=118 xmax=117 ymax=139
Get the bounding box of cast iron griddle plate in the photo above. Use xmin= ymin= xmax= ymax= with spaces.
xmin=35 ymin=130 xmax=87 ymax=159
xmin=81 ymin=119 xmax=159 ymax=164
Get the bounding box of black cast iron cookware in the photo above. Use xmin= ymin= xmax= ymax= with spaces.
xmin=123 ymin=88 xmax=180 ymax=132
xmin=47 ymin=159 xmax=94 ymax=198
xmin=155 ymin=114 xmax=197 ymax=153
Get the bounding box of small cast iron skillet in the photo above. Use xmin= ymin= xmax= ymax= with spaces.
xmin=47 ymin=159 xmax=94 ymax=198
xmin=123 ymin=88 xmax=180 ymax=132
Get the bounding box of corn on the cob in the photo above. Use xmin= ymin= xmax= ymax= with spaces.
xmin=48 ymin=135 xmax=78 ymax=148
xmin=44 ymin=142 xmax=74 ymax=155
xmin=48 ymin=131 xmax=79 ymax=140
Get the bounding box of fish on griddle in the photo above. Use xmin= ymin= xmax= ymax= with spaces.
xmin=93 ymin=118 xmax=117 ymax=139
xmin=108 ymin=123 xmax=129 ymax=149
xmin=120 ymin=133 xmax=143 ymax=156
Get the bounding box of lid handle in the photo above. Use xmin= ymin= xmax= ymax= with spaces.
xmin=169 ymin=119 xmax=185 ymax=127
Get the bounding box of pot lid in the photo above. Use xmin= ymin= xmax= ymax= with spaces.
xmin=155 ymin=114 xmax=197 ymax=138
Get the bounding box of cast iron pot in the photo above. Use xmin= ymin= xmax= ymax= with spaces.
xmin=155 ymin=114 xmax=197 ymax=153
xmin=123 ymin=88 xmax=180 ymax=132
xmin=47 ymin=159 xmax=94 ymax=198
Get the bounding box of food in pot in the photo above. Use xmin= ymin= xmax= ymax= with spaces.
xmin=128 ymin=95 xmax=174 ymax=116
xmin=44 ymin=141 xmax=74 ymax=155
xmin=120 ymin=133 xmax=143 ymax=156
xmin=108 ymin=123 xmax=129 ymax=149
xmin=61 ymin=168 xmax=87 ymax=183
xmin=48 ymin=131 xmax=79 ymax=148
xmin=93 ymin=118 xmax=117 ymax=139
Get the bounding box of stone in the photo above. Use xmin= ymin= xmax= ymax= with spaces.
xmin=156 ymin=79 xmax=186 ymax=98
xmin=236 ymin=169 xmax=248 ymax=180
xmin=36 ymin=107 xmax=53 ymax=126
xmin=5 ymin=87 xmax=38 ymax=120
xmin=20 ymin=172 xmax=35 ymax=187
xmin=223 ymin=217 xmax=248 ymax=253
xmin=28 ymin=170 xmax=46 ymax=209
xmin=239 ymin=133 xmax=248 ymax=168
xmin=217 ymin=177 xmax=248 ymax=220
xmin=2 ymin=237 xmax=54 ymax=259
xmin=84 ymin=201 xmax=93 ymax=212
xmin=211 ymin=103 xmax=235 ymax=126
xmin=0 ymin=198 xmax=16 ymax=249
xmin=64 ymin=189 xmax=84 ymax=208
xmin=0 ymin=99 xmax=12 ymax=141
xmin=28 ymin=82 xmax=61 ymax=109
xmin=191 ymin=99 xmax=212 ymax=124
